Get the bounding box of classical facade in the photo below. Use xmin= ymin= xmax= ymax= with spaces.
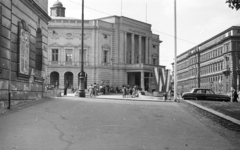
xmin=0 ymin=0 xmax=51 ymax=108
xmin=47 ymin=1 xmax=167 ymax=92
xmin=176 ymin=25 xmax=240 ymax=94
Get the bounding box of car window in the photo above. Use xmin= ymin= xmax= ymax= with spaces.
xmin=190 ymin=89 xmax=195 ymax=93
xmin=206 ymin=89 xmax=214 ymax=94
xmin=196 ymin=90 xmax=202 ymax=94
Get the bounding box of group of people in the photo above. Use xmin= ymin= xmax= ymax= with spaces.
xmin=88 ymin=83 xmax=98 ymax=98
xmin=121 ymin=85 xmax=139 ymax=98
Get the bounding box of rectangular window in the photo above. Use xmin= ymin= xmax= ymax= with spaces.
xmin=153 ymin=58 xmax=157 ymax=65
xmin=225 ymin=44 xmax=229 ymax=52
xmin=52 ymin=49 xmax=58 ymax=61
xmin=66 ymin=49 xmax=73 ymax=62
xmin=104 ymin=51 xmax=108 ymax=63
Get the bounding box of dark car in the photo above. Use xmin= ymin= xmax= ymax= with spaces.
xmin=182 ymin=88 xmax=230 ymax=102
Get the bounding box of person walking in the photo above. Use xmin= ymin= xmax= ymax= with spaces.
xmin=230 ymin=87 xmax=238 ymax=102
xmin=122 ymin=86 xmax=126 ymax=98
xmin=89 ymin=84 xmax=94 ymax=98
xmin=93 ymin=83 xmax=97 ymax=97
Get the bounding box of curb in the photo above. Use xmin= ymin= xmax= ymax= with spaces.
xmin=0 ymin=97 xmax=54 ymax=114
xmin=183 ymin=100 xmax=240 ymax=126
xmin=94 ymin=96 xmax=174 ymax=102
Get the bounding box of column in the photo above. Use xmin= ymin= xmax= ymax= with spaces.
xmin=60 ymin=46 xmax=65 ymax=65
xmin=148 ymin=38 xmax=152 ymax=64
xmin=74 ymin=46 xmax=79 ymax=66
xmin=74 ymin=73 xmax=79 ymax=89
xmin=124 ymin=32 xmax=127 ymax=64
xmin=131 ymin=33 xmax=135 ymax=64
xmin=59 ymin=73 xmax=64 ymax=89
xmin=139 ymin=35 xmax=142 ymax=64
xmin=48 ymin=47 xmax=52 ymax=65
xmin=145 ymin=37 xmax=148 ymax=64
xmin=141 ymin=71 xmax=144 ymax=90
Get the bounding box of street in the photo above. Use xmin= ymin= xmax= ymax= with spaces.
xmin=0 ymin=96 xmax=239 ymax=150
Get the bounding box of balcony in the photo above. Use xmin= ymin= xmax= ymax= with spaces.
xmin=50 ymin=61 xmax=59 ymax=65
xmin=222 ymin=66 xmax=230 ymax=75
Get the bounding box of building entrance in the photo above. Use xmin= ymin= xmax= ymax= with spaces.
xmin=127 ymin=72 xmax=141 ymax=86
xmin=64 ymin=72 xmax=73 ymax=89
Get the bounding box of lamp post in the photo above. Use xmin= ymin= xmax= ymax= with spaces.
xmin=79 ymin=0 xmax=85 ymax=97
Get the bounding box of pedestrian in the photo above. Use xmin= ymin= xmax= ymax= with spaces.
xmin=129 ymin=86 xmax=133 ymax=98
xmin=164 ymin=92 xmax=168 ymax=101
xmin=230 ymin=87 xmax=238 ymax=102
xmin=122 ymin=86 xmax=126 ymax=98
xmin=126 ymin=86 xmax=130 ymax=98
xmin=116 ymin=86 xmax=119 ymax=93
xmin=89 ymin=84 xmax=94 ymax=98
xmin=93 ymin=83 xmax=97 ymax=96
xmin=132 ymin=86 xmax=137 ymax=98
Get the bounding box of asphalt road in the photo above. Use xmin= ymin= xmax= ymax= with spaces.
xmin=0 ymin=96 xmax=238 ymax=150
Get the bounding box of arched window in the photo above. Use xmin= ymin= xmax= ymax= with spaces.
xmin=50 ymin=72 xmax=59 ymax=87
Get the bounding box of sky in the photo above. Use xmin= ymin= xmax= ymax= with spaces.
xmin=48 ymin=0 xmax=240 ymax=69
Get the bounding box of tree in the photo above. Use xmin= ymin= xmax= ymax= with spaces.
xmin=226 ymin=0 xmax=240 ymax=10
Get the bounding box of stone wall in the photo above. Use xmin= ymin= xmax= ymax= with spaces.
xmin=0 ymin=0 xmax=51 ymax=109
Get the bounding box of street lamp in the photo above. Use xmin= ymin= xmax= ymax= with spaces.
xmin=79 ymin=0 xmax=85 ymax=97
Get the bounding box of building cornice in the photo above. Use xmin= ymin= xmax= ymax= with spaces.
xmin=20 ymin=0 xmax=51 ymax=23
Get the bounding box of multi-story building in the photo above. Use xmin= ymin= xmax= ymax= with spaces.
xmin=47 ymin=1 xmax=166 ymax=92
xmin=176 ymin=25 xmax=240 ymax=94
xmin=0 ymin=0 xmax=51 ymax=108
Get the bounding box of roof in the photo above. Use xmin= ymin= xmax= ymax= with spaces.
xmin=53 ymin=0 xmax=63 ymax=7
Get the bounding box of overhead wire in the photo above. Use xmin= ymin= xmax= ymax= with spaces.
xmin=64 ymin=0 xmax=196 ymax=45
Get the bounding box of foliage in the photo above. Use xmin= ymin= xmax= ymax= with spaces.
xmin=226 ymin=0 xmax=240 ymax=10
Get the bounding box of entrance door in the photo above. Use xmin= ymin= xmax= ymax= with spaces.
xmin=50 ymin=72 xmax=59 ymax=87
xmin=64 ymin=72 xmax=73 ymax=89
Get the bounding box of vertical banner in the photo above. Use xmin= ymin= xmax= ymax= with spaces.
xmin=152 ymin=67 xmax=171 ymax=92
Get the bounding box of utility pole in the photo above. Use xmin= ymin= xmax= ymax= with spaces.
xmin=174 ymin=0 xmax=178 ymax=102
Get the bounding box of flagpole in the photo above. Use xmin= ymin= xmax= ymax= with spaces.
xmin=174 ymin=0 xmax=178 ymax=102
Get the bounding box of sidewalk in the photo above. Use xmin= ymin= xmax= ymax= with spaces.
xmin=183 ymin=100 xmax=240 ymax=126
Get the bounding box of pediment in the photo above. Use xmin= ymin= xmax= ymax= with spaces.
xmin=64 ymin=42 xmax=75 ymax=47
xmin=152 ymin=53 xmax=158 ymax=58
xmin=49 ymin=42 xmax=62 ymax=47
xmin=102 ymin=44 xmax=110 ymax=50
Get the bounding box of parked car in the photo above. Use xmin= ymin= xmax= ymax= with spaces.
xmin=182 ymin=88 xmax=230 ymax=102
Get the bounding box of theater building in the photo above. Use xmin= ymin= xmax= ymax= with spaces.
xmin=0 ymin=0 xmax=51 ymax=108
xmin=176 ymin=25 xmax=240 ymax=94
xmin=47 ymin=1 xmax=167 ymax=92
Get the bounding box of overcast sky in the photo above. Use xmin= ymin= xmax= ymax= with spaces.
xmin=48 ymin=0 xmax=240 ymax=69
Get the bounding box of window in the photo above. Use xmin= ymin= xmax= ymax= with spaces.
xmin=66 ymin=49 xmax=73 ymax=62
xmin=225 ymin=43 xmax=229 ymax=52
xmin=103 ymin=50 xmax=108 ymax=63
xmin=153 ymin=58 xmax=157 ymax=65
xmin=52 ymin=49 xmax=58 ymax=61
